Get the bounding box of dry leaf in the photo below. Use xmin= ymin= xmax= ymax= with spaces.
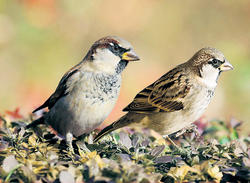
xmin=59 ymin=171 xmax=75 ymax=183
xmin=2 ymin=155 xmax=19 ymax=173
xmin=207 ymin=165 xmax=223 ymax=182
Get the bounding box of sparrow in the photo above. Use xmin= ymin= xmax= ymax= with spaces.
xmin=94 ymin=47 xmax=233 ymax=145
xmin=26 ymin=36 xmax=140 ymax=145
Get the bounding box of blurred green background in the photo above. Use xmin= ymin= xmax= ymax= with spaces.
xmin=0 ymin=0 xmax=249 ymax=133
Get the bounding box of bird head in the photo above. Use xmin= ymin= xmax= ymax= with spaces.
xmin=189 ymin=47 xmax=233 ymax=87
xmin=83 ymin=36 xmax=140 ymax=75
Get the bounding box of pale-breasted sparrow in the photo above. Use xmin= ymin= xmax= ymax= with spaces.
xmin=94 ymin=47 xmax=233 ymax=144
xmin=27 ymin=36 xmax=140 ymax=145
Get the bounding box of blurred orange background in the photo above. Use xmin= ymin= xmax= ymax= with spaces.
xmin=0 ymin=1 xmax=249 ymax=133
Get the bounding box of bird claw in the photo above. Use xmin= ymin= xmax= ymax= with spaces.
xmin=175 ymin=124 xmax=200 ymax=138
xmin=76 ymin=141 xmax=90 ymax=152
xmin=76 ymin=134 xmax=90 ymax=151
xmin=65 ymin=133 xmax=91 ymax=153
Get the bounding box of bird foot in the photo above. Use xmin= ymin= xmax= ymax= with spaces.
xmin=75 ymin=134 xmax=91 ymax=152
xmin=175 ymin=124 xmax=200 ymax=138
xmin=76 ymin=141 xmax=90 ymax=153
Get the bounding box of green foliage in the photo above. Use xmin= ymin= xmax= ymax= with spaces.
xmin=0 ymin=114 xmax=249 ymax=183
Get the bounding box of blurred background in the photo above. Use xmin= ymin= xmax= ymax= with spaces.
xmin=0 ymin=0 xmax=249 ymax=133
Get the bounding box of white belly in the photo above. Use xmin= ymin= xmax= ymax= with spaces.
xmin=46 ymin=94 xmax=118 ymax=137
xmin=45 ymin=72 xmax=121 ymax=137
xmin=137 ymin=85 xmax=215 ymax=136
xmin=161 ymin=86 xmax=214 ymax=135
xmin=71 ymin=98 xmax=117 ymax=136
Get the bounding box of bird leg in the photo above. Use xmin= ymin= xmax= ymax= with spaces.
xmin=163 ymin=135 xmax=179 ymax=148
xmin=76 ymin=134 xmax=90 ymax=152
xmin=66 ymin=132 xmax=74 ymax=152
xmin=175 ymin=124 xmax=200 ymax=138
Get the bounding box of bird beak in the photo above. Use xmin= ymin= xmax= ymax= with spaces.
xmin=122 ymin=50 xmax=140 ymax=61
xmin=219 ymin=59 xmax=234 ymax=71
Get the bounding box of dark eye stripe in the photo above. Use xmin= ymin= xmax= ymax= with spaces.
xmin=208 ymin=58 xmax=223 ymax=68
xmin=108 ymin=43 xmax=129 ymax=57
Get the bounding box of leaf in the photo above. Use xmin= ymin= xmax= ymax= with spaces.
xmin=154 ymin=156 xmax=173 ymax=163
xmin=243 ymin=157 xmax=250 ymax=167
xmin=5 ymin=108 xmax=23 ymax=119
xmin=221 ymin=167 xmax=237 ymax=176
xmin=0 ymin=139 xmax=8 ymax=151
xmin=230 ymin=129 xmax=239 ymax=140
xmin=219 ymin=136 xmax=230 ymax=144
xmin=28 ymin=135 xmax=38 ymax=147
xmin=234 ymin=147 xmax=244 ymax=157
xmin=131 ymin=135 xmax=139 ymax=147
xmin=230 ymin=118 xmax=242 ymax=129
xmin=87 ymin=151 xmax=97 ymax=159
xmin=141 ymin=139 xmax=150 ymax=147
xmin=117 ymin=153 xmax=131 ymax=161
xmin=191 ymin=155 xmax=200 ymax=165
xmin=207 ymin=165 xmax=223 ymax=182
xmin=0 ymin=114 xmax=247 ymax=182
xmin=21 ymin=165 xmax=36 ymax=182
xmin=59 ymin=171 xmax=75 ymax=183
xmin=2 ymin=155 xmax=19 ymax=173
xmin=119 ymin=131 xmax=132 ymax=149
xmin=151 ymin=145 xmax=165 ymax=157
xmin=167 ymin=165 xmax=199 ymax=181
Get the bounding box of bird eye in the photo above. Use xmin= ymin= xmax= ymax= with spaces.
xmin=113 ymin=44 xmax=119 ymax=51
xmin=212 ymin=59 xmax=219 ymax=64
xmin=108 ymin=42 xmax=128 ymax=56
xmin=208 ymin=58 xmax=222 ymax=68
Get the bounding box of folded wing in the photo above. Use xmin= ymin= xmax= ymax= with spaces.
xmin=33 ymin=65 xmax=81 ymax=113
xmin=123 ymin=67 xmax=191 ymax=113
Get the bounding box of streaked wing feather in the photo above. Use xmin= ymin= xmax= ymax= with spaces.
xmin=123 ymin=83 xmax=158 ymax=112
xmin=123 ymin=67 xmax=191 ymax=113
xmin=33 ymin=66 xmax=80 ymax=113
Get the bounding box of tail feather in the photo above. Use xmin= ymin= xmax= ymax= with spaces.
xmin=32 ymin=104 xmax=47 ymax=113
xmin=93 ymin=123 xmax=118 ymax=143
xmin=26 ymin=116 xmax=45 ymax=129
xmin=94 ymin=114 xmax=131 ymax=143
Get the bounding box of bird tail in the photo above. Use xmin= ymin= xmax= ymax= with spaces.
xmin=93 ymin=123 xmax=118 ymax=143
xmin=94 ymin=114 xmax=131 ymax=143
xmin=26 ymin=116 xmax=45 ymax=129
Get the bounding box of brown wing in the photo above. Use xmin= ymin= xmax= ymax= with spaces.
xmin=123 ymin=67 xmax=191 ymax=113
xmin=32 ymin=65 xmax=81 ymax=113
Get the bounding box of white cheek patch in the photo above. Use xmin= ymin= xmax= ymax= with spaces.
xmin=200 ymin=64 xmax=219 ymax=89
xmin=93 ymin=48 xmax=118 ymax=61
xmin=92 ymin=48 xmax=121 ymax=74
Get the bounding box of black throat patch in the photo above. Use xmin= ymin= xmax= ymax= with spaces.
xmin=116 ymin=60 xmax=128 ymax=74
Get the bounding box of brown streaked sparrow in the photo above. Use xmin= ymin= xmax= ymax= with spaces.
xmin=26 ymin=36 xmax=140 ymax=146
xmin=94 ymin=47 xmax=233 ymax=145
